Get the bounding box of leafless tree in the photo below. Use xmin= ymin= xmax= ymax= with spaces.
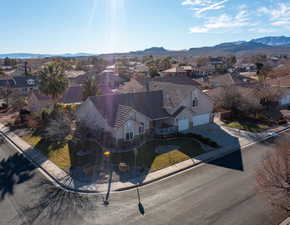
xmin=45 ymin=115 xmax=71 ymax=142
xmin=256 ymin=136 xmax=290 ymax=215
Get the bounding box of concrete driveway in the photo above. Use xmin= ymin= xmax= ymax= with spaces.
xmin=191 ymin=123 xmax=269 ymax=150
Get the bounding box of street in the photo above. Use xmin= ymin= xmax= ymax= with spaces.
xmin=0 ymin=132 xmax=287 ymax=225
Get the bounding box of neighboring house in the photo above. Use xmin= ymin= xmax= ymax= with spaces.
xmin=0 ymin=76 xmax=38 ymax=95
xmin=160 ymin=67 xmax=187 ymax=77
xmin=234 ymin=63 xmax=257 ymax=72
xmin=195 ymin=74 xmax=234 ymax=88
xmin=266 ymin=75 xmax=290 ymax=106
xmin=28 ymin=86 xmax=84 ymax=112
xmin=76 ymin=83 xmax=213 ymax=144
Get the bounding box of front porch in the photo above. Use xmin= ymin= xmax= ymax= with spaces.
xmin=151 ymin=118 xmax=178 ymax=136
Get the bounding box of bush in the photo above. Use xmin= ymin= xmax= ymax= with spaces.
xmin=178 ymin=133 xmax=220 ymax=148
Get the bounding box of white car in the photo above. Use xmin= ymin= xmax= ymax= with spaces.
xmin=268 ymin=132 xmax=278 ymax=137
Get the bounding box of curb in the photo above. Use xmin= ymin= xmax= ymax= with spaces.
xmin=1 ymin=125 xmax=290 ymax=194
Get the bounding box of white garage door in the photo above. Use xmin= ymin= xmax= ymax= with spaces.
xmin=192 ymin=113 xmax=210 ymax=126
xmin=178 ymin=119 xmax=189 ymax=132
xmin=280 ymin=95 xmax=290 ymax=106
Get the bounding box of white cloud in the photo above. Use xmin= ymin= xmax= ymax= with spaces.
xmin=259 ymin=3 xmax=290 ymax=28
xmin=182 ymin=0 xmax=229 ymax=16
xmin=181 ymin=0 xmax=211 ymax=6
xmin=193 ymin=0 xmax=228 ymax=15
xmin=190 ymin=10 xmax=249 ymax=33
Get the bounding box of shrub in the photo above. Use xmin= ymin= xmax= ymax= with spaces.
xmin=179 ymin=132 xmax=220 ymax=148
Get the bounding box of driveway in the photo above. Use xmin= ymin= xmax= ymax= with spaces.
xmin=191 ymin=120 xmax=278 ymax=152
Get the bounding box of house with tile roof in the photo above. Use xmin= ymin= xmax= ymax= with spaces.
xmin=76 ymin=83 xmax=213 ymax=144
xmin=28 ymin=86 xmax=84 ymax=112
xmin=0 ymin=76 xmax=38 ymax=95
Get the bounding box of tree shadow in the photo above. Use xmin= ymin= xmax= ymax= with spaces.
xmin=0 ymin=152 xmax=35 ymax=201
xmin=12 ymin=177 xmax=99 ymax=225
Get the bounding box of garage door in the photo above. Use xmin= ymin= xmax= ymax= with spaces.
xmin=280 ymin=95 xmax=290 ymax=106
xmin=178 ymin=119 xmax=189 ymax=132
xmin=192 ymin=113 xmax=210 ymax=126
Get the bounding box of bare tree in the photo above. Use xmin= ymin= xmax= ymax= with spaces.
xmin=256 ymin=136 xmax=290 ymax=215
xmin=45 ymin=114 xmax=71 ymax=142
xmin=217 ymin=86 xmax=242 ymax=112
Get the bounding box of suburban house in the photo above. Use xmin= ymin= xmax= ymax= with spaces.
xmin=76 ymin=83 xmax=213 ymax=144
xmin=266 ymin=75 xmax=290 ymax=106
xmin=0 ymin=76 xmax=38 ymax=95
xmin=160 ymin=67 xmax=187 ymax=77
xmin=28 ymin=86 xmax=84 ymax=112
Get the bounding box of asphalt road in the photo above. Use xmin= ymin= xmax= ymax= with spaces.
xmin=0 ymin=133 xmax=287 ymax=225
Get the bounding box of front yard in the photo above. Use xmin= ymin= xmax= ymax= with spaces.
xmin=223 ymin=121 xmax=269 ymax=133
xmin=22 ymin=134 xmax=72 ymax=170
xmin=112 ymin=137 xmax=206 ymax=172
xmin=22 ymin=130 xmax=208 ymax=175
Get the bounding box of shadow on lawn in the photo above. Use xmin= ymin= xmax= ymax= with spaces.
xmin=111 ymin=124 xmax=244 ymax=186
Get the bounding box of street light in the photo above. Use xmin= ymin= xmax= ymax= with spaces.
xmin=103 ymin=151 xmax=111 ymax=206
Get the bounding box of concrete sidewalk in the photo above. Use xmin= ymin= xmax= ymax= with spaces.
xmin=279 ymin=217 xmax=290 ymax=225
xmin=0 ymin=122 xmax=289 ymax=194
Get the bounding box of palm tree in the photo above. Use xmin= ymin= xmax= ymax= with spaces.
xmin=39 ymin=62 xmax=68 ymax=103
xmin=82 ymin=77 xmax=101 ymax=100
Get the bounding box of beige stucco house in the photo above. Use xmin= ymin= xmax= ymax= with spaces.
xmin=76 ymin=82 xmax=213 ymax=143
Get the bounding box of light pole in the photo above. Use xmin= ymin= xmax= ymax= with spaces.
xmin=103 ymin=151 xmax=111 ymax=206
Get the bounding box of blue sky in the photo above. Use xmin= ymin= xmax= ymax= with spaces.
xmin=1 ymin=0 xmax=290 ymax=54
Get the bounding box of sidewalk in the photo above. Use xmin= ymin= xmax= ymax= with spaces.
xmin=279 ymin=218 xmax=290 ymax=225
xmin=0 ymin=122 xmax=289 ymax=194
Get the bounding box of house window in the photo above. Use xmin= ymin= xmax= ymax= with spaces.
xmin=192 ymin=98 xmax=198 ymax=107
xmin=125 ymin=121 xmax=134 ymax=141
xmin=139 ymin=123 xmax=144 ymax=135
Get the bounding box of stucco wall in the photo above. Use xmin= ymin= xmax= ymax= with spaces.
xmin=76 ymin=99 xmax=114 ymax=134
xmin=115 ymin=109 xmax=150 ymax=140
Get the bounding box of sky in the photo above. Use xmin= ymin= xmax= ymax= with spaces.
xmin=1 ymin=0 xmax=290 ymax=54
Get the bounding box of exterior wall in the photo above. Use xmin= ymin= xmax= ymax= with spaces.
xmin=27 ymin=93 xmax=53 ymax=112
xmin=170 ymin=88 xmax=214 ymax=127
xmin=178 ymin=89 xmax=213 ymax=116
xmin=76 ymin=99 xmax=114 ymax=134
xmin=115 ymin=109 xmax=150 ymax=140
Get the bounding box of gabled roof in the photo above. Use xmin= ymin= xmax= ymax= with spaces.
xmin=32 ymin=86 xmax=84 ymax=104
xmin=0 ymin=76 xmax=38 ymax=88
xmin=149 ymin=81 xmax=198 ymax=108
xmin=88 ymin=91 xmax=170 ymax=127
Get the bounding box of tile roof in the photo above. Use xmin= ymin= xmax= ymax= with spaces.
xmin=88 ymin=91 xmax=170 ymax=127
xmin=33 ymin=86 xmax=84 ymax=104
xmin=266 ymin=75 xmax=290 ymax=88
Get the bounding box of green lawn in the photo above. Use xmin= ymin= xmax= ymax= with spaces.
xmin=224 ymin=122 xmax=269 ymax=133
xmin=22 ymin=135 xmax=71 ymax=170
xmin=112 ymin=138 xmax=205 ymax=172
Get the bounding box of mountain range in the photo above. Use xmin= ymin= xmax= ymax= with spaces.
xmin=0 ymin=52 xmax=95 ymax=59
xmin=2 ymin=36 xmax=290 ymax=59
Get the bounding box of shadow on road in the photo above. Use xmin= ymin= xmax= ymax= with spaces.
xmin=209 ymin=149 xmax=244 ymax=171
xmin=0 ymin=152 xmax=35 ymax=200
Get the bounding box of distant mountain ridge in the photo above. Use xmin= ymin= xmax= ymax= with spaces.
xmin=2 ymin=36 xmax=290 ymax=59
xmin=250 ymin=36 xmax=290 ymax=47
xmin=0 ymin=52 xmax=95 ymax=59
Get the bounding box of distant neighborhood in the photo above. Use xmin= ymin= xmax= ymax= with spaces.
xmin=1 ymin=36 xmax=290 ymax=188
